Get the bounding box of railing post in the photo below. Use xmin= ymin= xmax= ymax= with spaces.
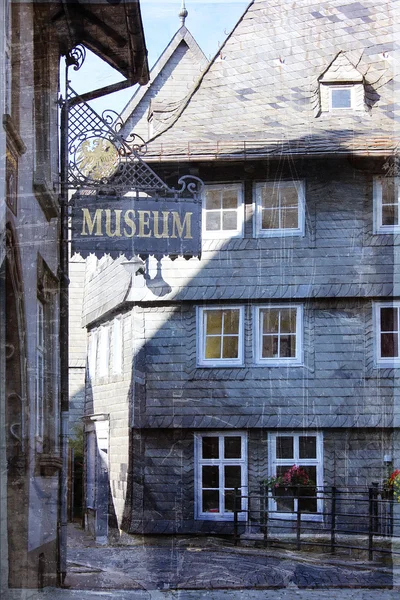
xmin=263 ymin=484 xmax=269 ymax=547
xmin=331 ymin=486 xmax=336 ymax=554
xmin=296 ymin=486 xmax=301 ymax=551
xmin=368 ymin=486 xmax=374 ymax=561
xmin=372 ymin=482 xmax=379 ymax=536
xmin=233 ymin=487 xmax=239 ymax=546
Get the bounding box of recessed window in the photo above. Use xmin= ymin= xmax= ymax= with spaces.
xmin=203 ymin=183 xmax=244 ymax=238
xmin=198 ymin=306 xmax=244 ymax=366
xmin=374 ymin=177 xmax=400 ymax=233
xmin=329 ymin=86 xmax=353 ymax=110
xmin=375 ymin=302 xmax=400 ymax=365
xmin=98 ymin=326 xmax=110 ymax=379
xmin=195 ymin=432 xmax=247 ymax=520
xmin=254 ymin=181 xmax=305 ymax=237
xmin=268 ymin=432 xmax=323 ymax=518
xmin=254 ymin=305 xmax=303 ymax=365
xmin=112 ymin=318 xmax=123 ymax=375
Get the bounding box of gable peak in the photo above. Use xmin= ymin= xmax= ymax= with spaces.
xmin=319 ymin=52 xmax=363 ymax=83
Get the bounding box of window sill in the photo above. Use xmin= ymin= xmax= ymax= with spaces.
xmin=255 ymin=229 xmax=303 ymax=238
xmin=197 ymin=361 xmax=244 ymax=368
xmin=253 ymin=359 xmax=303 ymax=367
xmin=196 ymin=514 xmax=247 ymax=522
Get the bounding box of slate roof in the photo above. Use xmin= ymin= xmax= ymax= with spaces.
xmin=144 ymin=0 xmax=399 ymax=160
xmin=119 ymin=25 xmax=208 ymax=140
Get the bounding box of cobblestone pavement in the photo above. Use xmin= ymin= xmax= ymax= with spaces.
xmin=3 ymin=522 xmax=400 ymax=599
xmin=59 ymin=522 xmax=397 ymax=592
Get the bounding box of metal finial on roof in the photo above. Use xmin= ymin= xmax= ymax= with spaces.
xmin=179 ymin=1 xmax=188 ymax=27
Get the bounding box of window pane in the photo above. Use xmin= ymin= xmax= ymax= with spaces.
xmin=381 ymin=333 xmax=398 ymax=358
xmin=382 ymin=204 xmax=398 ymax=226
xmin=224 ymin=465 xmax=241 ymax=488
xmin=299 ymin=436 xmax=317 ymax=459
xmin=262 ymin=208 xmax=278 ymax=230
xmin=224 ymin=310 xmax=239 ymax=334
xmin=222 ymin=190 xmax=238 ymax=209
xmin=261 ymin=187 xmax=279 ymax=209
xmin=331 ymin=88 xmax=351 ymax=108
xmin=202 ymin=490 xmax=219 ymax=512
xmin=224 ymin=436 xmax=241 ymax=459
xmin=381 ymin=179 xmax=396 ymax=205
xmin=281 ymin=187 xmax=299 ymax=208
xmin=205 ymin=337 xmax=221 ymax=359
xmin=276 ymin=436 xmax=293 ymax=459
xmin=224 ymin=489 xmax=239 ymax=513
xmin=275 ymin=491 xmax=295 ymax=513
xmin=262 ymin=309 xmax=279 ymax=333
xmin=222 ymin=336 xmax=238 ymax=359
xmin=206 ymin=212 xmax=221 ymax=231
xmin=262 ymin=335 xmax=277 ymax=358
xmin=280 ymin=335 xmax=296 ymax=357
xmin=202 ymin=437 xmax=219 ymax=459
xmin=302 ymin=465 xmax=317 ymax=484
xmin=202 ymin=465 xmax=219 ymax=488
xmin=381 ymin=307 xmax=397 ymax=331
xmin=206 ymin=311 xmax=223 ymax=335
xmin=222 ymin=210 xmax=237 ymax=230
xmin=205 ymin=190 xmax=221 ymax=210
xmin=281 ymin=208 xmax=298 ymax=229
xmin=280 ymin=309 xmax=296 ymax=333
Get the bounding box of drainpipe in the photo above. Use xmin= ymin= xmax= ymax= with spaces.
xmin=58 ymin=87 xmax=70 ymax=586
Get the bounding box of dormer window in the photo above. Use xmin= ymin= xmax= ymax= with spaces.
xmin=329 ymin=86 xmax=353 ymax=110
xmin=318 ymin=52 xmax=365 ymax=115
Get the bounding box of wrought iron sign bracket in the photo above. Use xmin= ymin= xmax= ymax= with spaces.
xmin=60 ymin=46 xmax=204 ymax=262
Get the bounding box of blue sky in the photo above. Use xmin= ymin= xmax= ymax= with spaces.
xmin=67 ymin=1 xmax=250 ymax=116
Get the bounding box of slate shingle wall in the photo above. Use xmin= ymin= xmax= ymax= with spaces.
xmin=128 ymin=428 xmax=392 ymax=534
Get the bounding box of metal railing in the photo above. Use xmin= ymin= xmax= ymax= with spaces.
xmin=232 ymin=484 xmax=400 ymax=560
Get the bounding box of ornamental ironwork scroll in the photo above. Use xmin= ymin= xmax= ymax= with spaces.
xmin=62 ymin=45 xmax=203 ymax=260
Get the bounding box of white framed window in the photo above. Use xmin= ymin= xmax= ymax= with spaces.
xmin=268 ymin=432 xmax=323 ymax=520
xmin=195 ymin=432 xmax=247 ymax=521
xmin=254 ymin=305 xmax=303 ymax=365
xmin=197 ymin=306 xmax=244 ymax=366
xmin=202 ymin=183 xmax=244 ymax=239
xmin=254 ymin=180 xmax=305 ymax=237
xmin=374 ymin=302 xmax=400 ymax=366
xmin=112 ymin=318 xmax=123 ymax=375
xmin=98 ymin=326 xmax=109 ymax=379
xmin=88 ymin=330 xmax=98 ymax=381
xmin=36 ymin=300 xmax=45 ymax=440
xmin=329 ymin=85 xmax=354 ymax=110
xmin=373 ymin=177 xmax=400 ymax=233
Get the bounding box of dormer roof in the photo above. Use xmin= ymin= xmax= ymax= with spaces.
xmin=319 ymin=53 xmax=364 ymax=84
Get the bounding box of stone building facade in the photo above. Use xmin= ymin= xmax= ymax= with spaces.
xmin=81 ymin=0 xmax=400 ymax=539
xmin=0 ymin=0 xmax=148 ymax=590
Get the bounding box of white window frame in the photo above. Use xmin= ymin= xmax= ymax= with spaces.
xmin=328 ymin=85 xmax=355 ymax=111
xmin=254 ymin=304 xmax=303 ymax=366
xmin=194 ymin=432 xmax=248 ymax=521
xmin=254 ymin=180 xmax=305 ymax=237
xmin=112 ymin=318 xmax=123 ymax=376
xmin=197 ymin=306 xmax=244 ymax=367
xmin=373 ymin=177 xmax=400 ymax=234
xmin=97 ymin=325 xmax=109 ymax=379
xmin=268 ymin=432 xmax=324 ymax=521
xmin=88 ymin=329 xmax=98 ymax=381
xmin=374 ymin=301 xmax=400 ymax=367
xmin=202 ymin=183 xmax=244 ymax=239
xmin=36 ymin=300 xmax=45 ymax=441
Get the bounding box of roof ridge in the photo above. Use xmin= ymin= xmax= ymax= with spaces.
xmin=145 ymin=0 xmax=255 ymax=146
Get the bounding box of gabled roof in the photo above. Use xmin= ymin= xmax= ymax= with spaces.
xmin=119 ymin=25 xmax=207 ymax=125
xmin=319 ymin=53 xmax=364 ymax=83
xmin=144 ymin=0 xmax=398 ymax=161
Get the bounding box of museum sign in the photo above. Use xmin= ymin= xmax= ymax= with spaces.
xmin=71 ymin=194 xmax=201 ymax=259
